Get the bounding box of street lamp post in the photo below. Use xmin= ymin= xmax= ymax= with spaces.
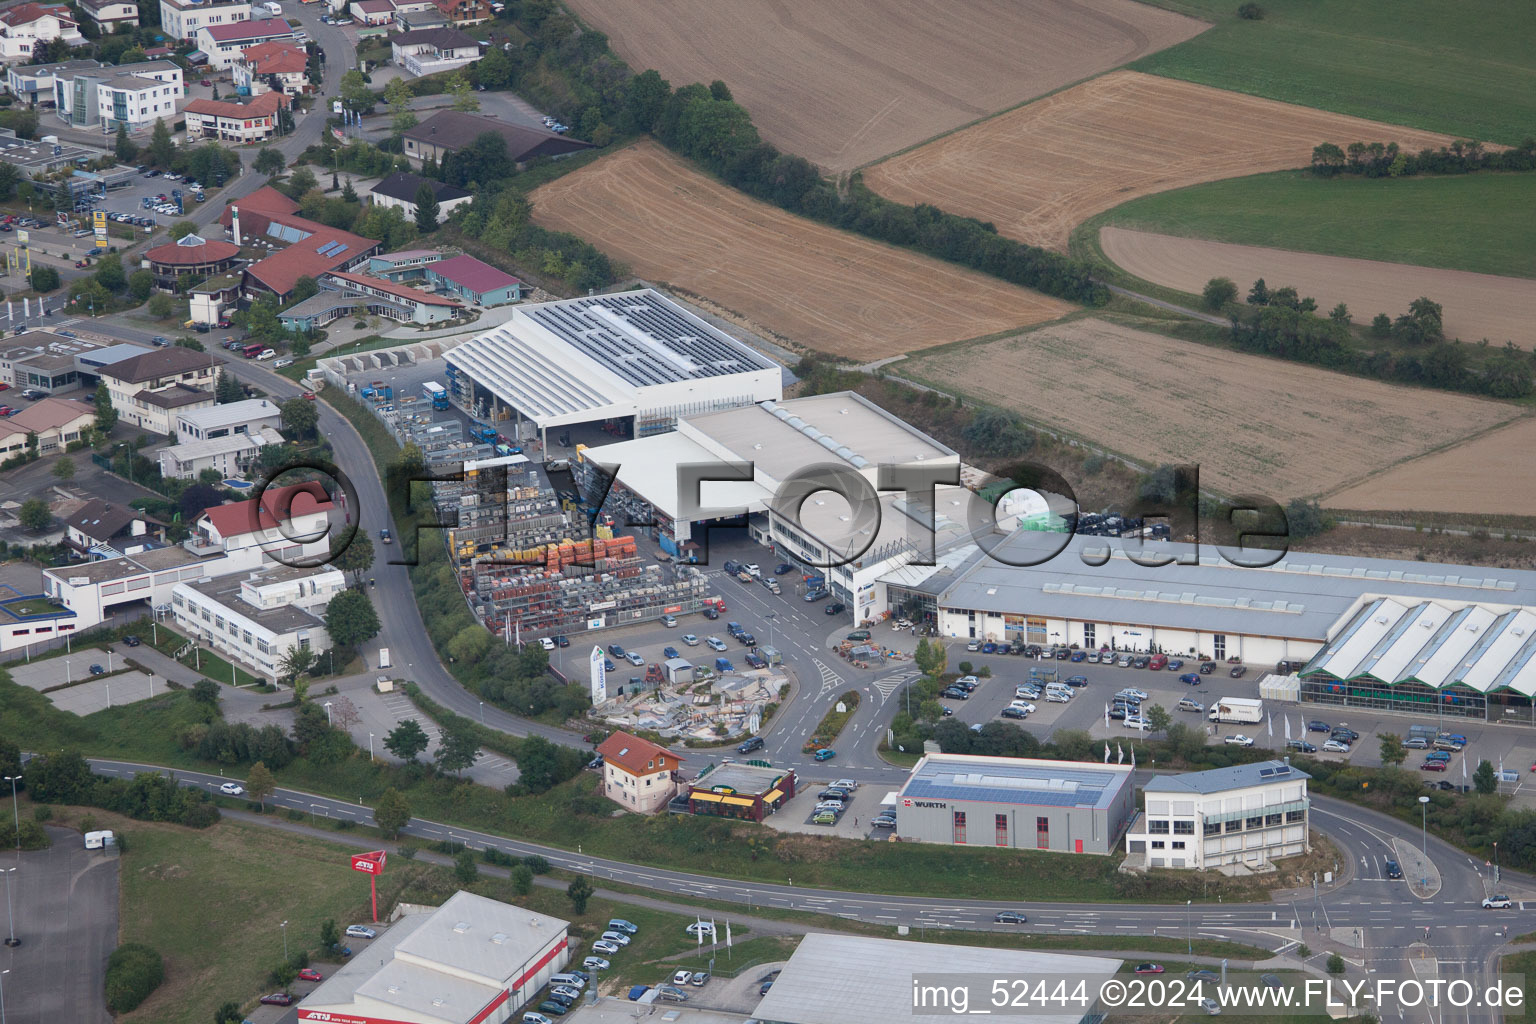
xmin=0 ymin=967 xmax=9 ymax=1024
xmin=2 ymin=777 xmax=18 ymax=850
xmin=280 ymin=919 xmax=288 ymax=960
xmin=2 ymin=868 xmax=15 ymax=947
xmin=1493 ymin=841 xmax=1500 ymax=887
xmin=1418 ymin=795 xmax=1431 ymax=889
xmin=323 ymin=700 xmax=333 ymax=725
xmin=1186 ymin=899 xmax=1192 ymax=955
xmin=368 ymin=733 xmax=374 ymax=762
xmin=478 ymin=701 xmax=484 ymax=726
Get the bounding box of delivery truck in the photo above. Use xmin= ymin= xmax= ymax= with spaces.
xmin=1208 ymin=697 xmax=1263 ymax=725
xmin=421 ymin=381 xmax=450 ymax=410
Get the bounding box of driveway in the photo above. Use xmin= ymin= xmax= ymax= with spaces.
xmin=5 ymin=825 xmax=120 ymax=1024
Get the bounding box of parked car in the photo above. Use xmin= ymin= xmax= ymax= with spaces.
xmin=1308 ymin=720 xmax=1331 ymax=733
xmin=1065 ymin=675 xmax=1087 ymax=687
xmin=1285 ymin=740 xmax=1317 ymax=753
xmin=260 ymin=993 xmax=294 ymax=1005
xmin=706 ymin=636 xmax=728 ymax=651
xmin=539 ymin=637 xmax=556 ymax=651
xmin=940 ymin=687 xmax=969 ymax=700
xmin=812 ymin=810 xmax=837 ymax=825
xmin=1224 ymin=735 xmax=1254 ymax=747
xmin=1131 ymin=655 xmax=1150 ymax=669
xmin=592 ymin=939 xmax=621 ymax=954
xmin=1117 ymin=653 xmax=1134 ymax=667
xmin=825 ymin=602 xmax=846 ymax=615
xmin=346 ymin=925 xmax=377 ymax=939
xmin=1148 ymin=654 xmax=1167 ymax=670
xmin=624 ymin=651 xmax=645 ymax=666
xmin=871 ymin=814 xmax=897 ymax=828
xmin=1405 ymin=737 xmax=1429 ymax=749
xmin=1134 ymin=963 xmax=1164 ymax=974
xmin=1333 ymin=726 xmax=1360 ymax=742
xmin=1069 ymin=649 xmax=1086 ymax=662
xmin=1420 ymin=759 xmax=1447 ymax=772
xmin=682 ymin=634 xmax=700 ymax=646
xmin=685 ymin=922 xmax=715 ymax=937
xmin=1229 ymin=665 xmax=1247 ymax=677
xmin=1320 ymin=739 xmax=1350 ymax=753
xmin=535 ymin=1001 xmax=568 ymax=1016
xmin=690 ymin=971 xmax=709 ymax=986
xmin=599 ymin=930 xmax=631 ymax=946
xmin=122 ymin=635 xmax=141 ymax=647
xmin=297 ymin=968 xmax=322 ymax=981
xmin=1000 ymin=707 xmax=1028 ymax=720
xmin=672 ymin=971 xmax=693 ymax=986
xmin=582 ymin=957 xmax=610 ymax=971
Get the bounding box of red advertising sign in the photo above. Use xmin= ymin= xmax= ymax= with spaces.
xmin=351 ymin=850 xmax=387 ymax=875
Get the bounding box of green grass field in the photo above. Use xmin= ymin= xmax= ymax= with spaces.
xmin=1130 ymin=0 xmax=1536 ymax=145
xmin=1097 ymin=170 xmax=1536 ymax=278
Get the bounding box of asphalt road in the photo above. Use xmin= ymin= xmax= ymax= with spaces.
xmin=5 ymin=825 xmax=119 ymax=1024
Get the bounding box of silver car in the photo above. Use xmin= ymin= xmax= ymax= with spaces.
xmin=1117 ymin=653 xmax=1134 ymax=667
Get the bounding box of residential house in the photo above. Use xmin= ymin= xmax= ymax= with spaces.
xmin=368 ymin=170 xmax=472 ymax=221
xmin=1125 ymin=760 xmax=1310 ymax=871
xmin=170 ymin=565 xmax=344 ymax=681
xmin=402 ymin=110 xmax=592 ymax=168
xmin=146 ymin=234 xmax=242 ymax=286
xmin=0 ymin=396 xmax=96 ymax=457
xmin=388 ymin=26 xmax=477 ymax=77
xmin=424 ymin=254 xmax=521 ymax=306
xmin=232 ymin=39 xmax=309 ymax=96
xmin=392 ymin=6 xmax=443 ymax=30
xmin=183 ymin=89 xmax=288 ymax=143
xmin=63 ymin=498 xmax=165 ymax=558
xmin=193 ymin=17 xmax=298 ymax=69
xmin=157 ymin=427 xmax=283 ymax=480
xmin=189 ymin=275 xmax=243 ymax=326
xmin=430 ymin=0 xmax=489 ymax=26
xmin=97 ymin=346 xmax=218 ymax=435
xmin=596 ymin=731 xmax=684 ymax=814
xmin=0 ymin=3 xmax=85 ymax=64
xmin=159 ymin=0 xmax=250 ymax=42
xmin=75 ymin=0 xmax=139 ymax=33
xmin=184 ymin=480 xmax=334 ymax=571
xmin=319 ymin=270 xmax=463 ymax=324
xmin=174 ymin=398 xmax=282 ymax=442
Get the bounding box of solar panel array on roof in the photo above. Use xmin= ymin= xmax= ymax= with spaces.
xmin=266 ymin=221 xmax=309 ymax=244
xmin=523 ymin=291 xmax=773 ymax=388
xmin=904 ymin=758 xmax=1125 ymax=809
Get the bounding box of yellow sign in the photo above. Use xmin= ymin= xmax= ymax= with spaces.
xmin=93 ymin=209 xmax=108 ymax=249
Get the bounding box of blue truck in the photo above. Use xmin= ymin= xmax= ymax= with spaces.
xmin=421 ymin=380 xmax=450 ymax=410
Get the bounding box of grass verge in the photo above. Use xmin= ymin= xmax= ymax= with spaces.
xmin=1096 ymin=170 xmax=1536 ymax=280
xmin=803 ymin=690 xmax=859 ymax=753
xmin=145 ymin=621 xmax=263 ymax=688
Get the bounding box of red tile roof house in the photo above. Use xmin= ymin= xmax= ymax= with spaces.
xmin=321 ymin=270 xmax=464 ymax=325
xmin=183 ymin=90 xmax=289 ymax=144
xmin=241 ymin=218 xmax=381 ymax=303
xmin=423 ymin=254 xmax=522 ymax=307
xmin=596 ymin=731 xmax=685 ymax=814
xmin=187 ymin=480 xmax=334 ymax=570
xmin=233 ymin=40 xmax=310 ymax=97
xmin=193 ymin=16 xmax=299 ymax=69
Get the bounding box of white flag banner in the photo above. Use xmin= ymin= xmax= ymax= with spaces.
xmin=726 ymin=920 xmax=733 ymax=948
xmin=1462 ymin=752 xmax=1468 ymax=781
xmin=1116 ymin=743 xmax=1124 ymax=765
xmin=1103 ymin=744 xmax=1110 ymax=764
xmin=1284 ymin=716 xmax=1292 ymax=741
xmin=1130 ymin=744 xmax=1136 ymax=769
xmin=1104 ymin=703 xmax=1110 ymax=728
xmin=1267 ymin=713 xmax=1274 ymax=739
xmin=696 ymin=917 xmax=704 ymax=946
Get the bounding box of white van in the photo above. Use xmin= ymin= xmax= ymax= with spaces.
xmin=262 ymin=1 xmax=282 ymax=13
xmin=84 ymin=830 xmax=115 ymax=850
xmin=549 ymin=973 xmax=586 ymax=989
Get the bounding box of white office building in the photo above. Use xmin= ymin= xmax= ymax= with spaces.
xmin=157 ymin=427 xmax=283 ymax=480
xmin=53 ymin=59 xmax=183 ymax=132
xmin=159 ymin=0 xmax=249 ymax=41
xmin=171 ymin=565 xmax=342 ymax=679
xmin=1125 ymin=759 xmax=1310 ymax=871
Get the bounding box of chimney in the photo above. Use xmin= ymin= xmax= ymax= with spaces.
xmin=231 ymin=205 xmax=241 ymax=246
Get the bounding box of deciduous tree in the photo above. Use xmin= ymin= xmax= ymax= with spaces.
xmin=565 ymin=874 xmax=594 ymax=915
xmin=324 ymin=589 xmax=381 ymax=649
xmin=246 ymin=761 xmax=275 ymax=810
xmin=434 ymin=719 xmax=478 ymax=776
xmin=373 ymin=787 xmax=412 ymax=837
xmin=384 ymin=718 xmax=429 ymax=762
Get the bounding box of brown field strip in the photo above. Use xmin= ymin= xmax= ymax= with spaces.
xmin=562 ymin=0 xmax=1207 ymax=172
xmin=1100 ymin=227 xmax=1536 ymax=348
xmin=1326 ymin=417 xmax=1536 ymax=515
xmin=864 ymin=71 xmax=1457 ymax=251
xmin=900 ymin=317 xmax=1514 ymax=499
xmin=529 ymin=141 xmax=1076 ymax=360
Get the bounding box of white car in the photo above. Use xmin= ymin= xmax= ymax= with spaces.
xmin=685 ymin=922 xmax=715 ymax=938
xmin=956 ymin=675 xmax=978 ymax=687
xmin=592 ymin=939 xmax=621 ymax=954
xmin=1482 ymin=896 xmax=1513 ymax=909
xmin=219 ymin=782 xmax=245 ymax=796
xmin=1117 ymin=688 xmax=1149 ymax=701
xmin=831 ymin=779 xmax=858 ymax=790
xmin=582 ymin=956 xmax=610 ymax=971
xmin=273 ymin=357 xmax=294 ymax=368
xmin=681 ymin=634 xmax=700 ymax=646
xmin=1008 ymin=701 xmax=1036 ymax=714
xmin=539 ymin=637 xmax=555 ymax=651
xmin=672 ymin=970 xmax=693 ymax=986
xmin=345 ymin=925 xmax=377 ymax=939
xmin=599 ymin=930 xmax=631 ymax=946
xmin=523 ymin=1014 xmax=554 ymax=1024
xmin=745 ymin=564 xmax=760 ymax=577
xmin=1124 ymin=717 xmax=1152 ymax=731
xmin=705 ymin=636 xmax=728 ymax=652
xmin=1085 ymin=651 xmax=1101 ymax=663
xmin=550 ymin=985 xmax=582 ymax=1001
xmin=1322 ymin=739 xmax=1351 ymax=753
xmin=1224 ymin=735 xmax=1254 ymax=747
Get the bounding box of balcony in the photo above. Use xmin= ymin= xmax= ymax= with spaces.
xmin=183 ymin=534 xmax=224 ymax=556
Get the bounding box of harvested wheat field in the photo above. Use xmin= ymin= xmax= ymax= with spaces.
xmin=529 ymin=142 xmax=1076 ymax=360
xmin=563 ymin=0 xmax=1207 ymax=172
xmin=864 ymin=71 xmax=1457 ymax=251
xmin=1327 ymin=417 xmax=1536 ymax=515
xmin=1101 ymin=227 xmax=1535 ymax=348
xmin=901 ymin=317 xmax=1515 ymax=498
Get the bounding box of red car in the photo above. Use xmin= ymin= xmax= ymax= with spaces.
xmin=0 ymin=407 xmax=12 ymax=417
xmin=0 ymin=382 xmax=9 ymax=391
xmin=1421 ymin=760 xmax=1447 ymax=772
xmin=1133 ymin=963 xmax=1164 ymax=974
xmin=259 ymin=993 xmax=294 ymax=1005
xmin=301 ymin=391 xmax=316 ymax=401
xmin=297 ymin=967 xmax=322 ymax=982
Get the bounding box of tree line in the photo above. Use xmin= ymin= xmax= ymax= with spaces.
xmin=1311 ymin=137 xmax=1536 ymax=178
xmin=1206 ymin=277 xmax=1533 ymax=398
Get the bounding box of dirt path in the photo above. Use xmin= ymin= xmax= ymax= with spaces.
xmin=1101 ymin=226 xmax=1536 ymax=348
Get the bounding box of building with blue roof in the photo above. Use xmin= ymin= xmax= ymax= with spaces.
xmin=893 ymin=752 xmax=1134 ymax=854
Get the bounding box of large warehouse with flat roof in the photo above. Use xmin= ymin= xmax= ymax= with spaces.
xmin=444 ymin=289 xmax=782 ymax=448
xmin=754 ymin=933 xmax=1120 ymax=1024
xmin=893 ymin=752 xmax=1135 ymax=854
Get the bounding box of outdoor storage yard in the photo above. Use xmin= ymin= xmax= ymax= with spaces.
xmin=1326 ymin=415 xmax=1536 ymax=516
xmin=899 ymin=317 xmax=1517 ymax=498
xmin=562 ymin=0 xmax=1206 ymax=173
xmin=862 ymin=71 xmax=1456 ymax=251
xmin=1098 ymin=227 xmax=1535 ymax=349
xmin=529 ymin=141 xmax=1076 ymax=360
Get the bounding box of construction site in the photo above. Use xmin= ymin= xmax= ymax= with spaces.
xmin=588 ymin=654 xmax=785 ymax=744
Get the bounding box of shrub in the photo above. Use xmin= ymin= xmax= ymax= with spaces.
xmin=32 ymin=805 xmax=51 ymax=822
xmin=1237 ymin=2 xmax=1264 ymax=18
xmin=524 ymin=854 xmax=551 ymax=875
xmin=104 ymin=943 xmax=164 ymax=1013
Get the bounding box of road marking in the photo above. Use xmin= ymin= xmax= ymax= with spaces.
xmin=813 ymin=659 xmax=843 ymax=699
xmin=873 ymin=669 xmax=917 ymax=702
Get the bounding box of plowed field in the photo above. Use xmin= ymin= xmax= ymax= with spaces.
xmin=529 ymin=142 xmax=1076 ymax=360
xmin=562 ymin=0 xmax=1207 ymax=172
xmin=864 ymin=71 xmax=1456 ymax=250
